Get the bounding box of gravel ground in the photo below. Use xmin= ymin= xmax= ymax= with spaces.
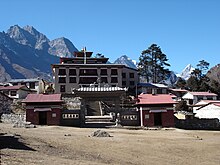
xmin=0 ymin=123 xmax=220 ymax=165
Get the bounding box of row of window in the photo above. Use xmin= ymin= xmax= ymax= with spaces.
xmin=58 ymin=77 xmax=118 ymax=84
xmin=121 ymin=115 xmax=138 ymax=120
xmin=4 ymin=90 xmax=17 ymax=96
xmin=122 ymin=73 xmax=134 ymax=78
xmin=59 ymin=69 xmax=135 ymax=79
xmin=58 ymin=69 xmax=118 ymax=76
xmin=122 ymin=81 xmax=135 ymax=86
xmin=62 ymin=114 xmax=79 ymax=119
xmin=12 ymin=82 xmax=36 ymax=89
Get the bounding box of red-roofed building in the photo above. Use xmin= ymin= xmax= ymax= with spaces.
xmin=136 ymin=94 xmax=177 ymax=127
xmin=22 ymin=94 xmax=63 ymax=125
xmin=0 ymin=85 xmax=35 ymax=99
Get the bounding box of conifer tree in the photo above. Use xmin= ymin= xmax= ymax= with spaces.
xmin=138 ymin=44 xmax=170 ymax=83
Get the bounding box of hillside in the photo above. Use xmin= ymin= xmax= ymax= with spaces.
xmin=206 ymin=64 xmax=220 ymax=84
xmin=0 ymin=25 xmax=78 ymax=82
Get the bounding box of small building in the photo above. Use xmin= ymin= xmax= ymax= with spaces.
xmin=182 ymin=91 xmax=217 ymax=105
xmin=0 ymin=85 xmax=34 ymax=99
xmin=195 ymin=103 xmax=220 ymax=121
xmin=9 ymin=78 xmax=46 ymax=94
xmin=0 ymin=92 xmax=13 ymax=115
xmin=22 ymin=94 xmax=63 ymax=125
xmin=136 ymin=93 xmax=176 ymax=127
xmin=169 ymin=88 xmax=188 ymax=101
xmin=137 ymin=83 xmax=169 ymax=95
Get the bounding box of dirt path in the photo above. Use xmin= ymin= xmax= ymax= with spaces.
xmin=1 ymin=123 xmax=220 ymax=165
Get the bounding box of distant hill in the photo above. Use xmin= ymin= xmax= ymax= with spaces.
xmin=206 ymin=64 xmax=220 ymax=84
xmin=0 ymin=25 xmax=78 ymax=82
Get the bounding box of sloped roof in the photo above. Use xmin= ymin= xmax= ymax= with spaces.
xmin=138 ymin=83 xmax=168 ymax=88
xmin=9 ymin=78 xmax=40 ymax=83
xmin=189 ymin=92 xmax=217 ymax=96
xmin=137 ymin=94 xmax=177 ymax=105
xmin=22 ymin=94 xmax=63 ymax=103
xmin=170 ymin=88 xmax=188 ymax=92
xmin=0 ymin=85 xmax=26 ymax=90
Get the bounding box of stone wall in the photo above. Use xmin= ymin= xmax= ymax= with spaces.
xmin=1 ymin=114 xmax=26 ymax=127
xmin=175 ymin=118 xmax=220 ymax=130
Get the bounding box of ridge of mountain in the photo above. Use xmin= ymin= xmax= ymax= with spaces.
xmin=0 ymin=25 xmax=78 ymax=82
xmin=206 ymin=64 xmax=220 ymax=84
xmin=177 ymin=64 xmax=195 ymax=80
xmin=113 ymin=55 xmax=137 ymax=69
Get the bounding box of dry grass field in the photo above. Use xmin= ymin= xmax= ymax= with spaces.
xmin=1 ymin=123 xmax=220 ymax=165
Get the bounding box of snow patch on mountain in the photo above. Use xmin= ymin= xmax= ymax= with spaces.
xmin=177 ymin=64 xmax=195 ymax=80
xmin=114 ymin=55 xmax=137 ymax=69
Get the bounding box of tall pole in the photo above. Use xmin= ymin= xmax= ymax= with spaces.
xmin=84 ymin=47 xmax=86 ymax=64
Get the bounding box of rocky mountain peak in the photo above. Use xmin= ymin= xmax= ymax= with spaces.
xmin=114 ymin=55 xmax=137 ymax=69
xmin=177 ymin=64 xmax=195 ymax=80
xmin=48 ymin=37 xmax=78 ymax=57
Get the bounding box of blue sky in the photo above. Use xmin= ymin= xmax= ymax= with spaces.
xmin=0 ymin=0 xmax=220 ymax=73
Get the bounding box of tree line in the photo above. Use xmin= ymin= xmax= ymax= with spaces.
xmin=138 ymin=43 xmax=220 ymax=96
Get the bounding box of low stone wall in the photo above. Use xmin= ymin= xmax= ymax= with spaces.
xmin=175 ymin=118 xmax=220 ymax=130
xmin=1 ymin=114 xmax=26 ymax=127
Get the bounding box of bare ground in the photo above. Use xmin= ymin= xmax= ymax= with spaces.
xmin=0 ymin=123 xmax=220 ymax=165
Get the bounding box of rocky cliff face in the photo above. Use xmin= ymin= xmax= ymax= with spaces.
xmin=48 ymin=37 xmax=78 ymax=57
xmin=0 ymin=25 xmax=78 ymax=82
xmin=206 ymin=64 xmax=220 ymax=84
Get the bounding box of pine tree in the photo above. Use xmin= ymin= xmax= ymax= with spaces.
xmin=187 ymin=60 xmax=210 ymax=91
xmin=138 ymin=44 xmax=170 ymax=83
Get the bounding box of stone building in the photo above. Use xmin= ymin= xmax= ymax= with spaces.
xmin=51 ymin=50 xmax=138 ymax=94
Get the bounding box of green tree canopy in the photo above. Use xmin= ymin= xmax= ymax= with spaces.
xmin=138 ymin=44 xmax=170 ymax=83
xmin=187 ymin=60 xmax=210 ymax=91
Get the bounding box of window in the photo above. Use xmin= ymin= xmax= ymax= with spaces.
xmin=101 ymin=77 xmax=108 ymax=83
xmin=60 ymin=85 xmax=66 ymax=92
xmin=101 ymin=69 xmax=107 ymax=75
xmin=69 ymin=77 xmax=76 ymax=83
xmin=10 ymin=91 xmax=17 ymax=96
xmin=69 ymin=69 xmax=76 ymax=75
xmin=52 ymin=113 xmax=56 ymax=118
xmin=58 ymin=69 xmax=66 ymax=75
xmin=129 ymin=73 xmax=134 ymax=78
xmin=122 ymin=73 xmax=126 ymax=78
xmin=58 ymin=77 xmax=66 ymax=83
xmin=130 ymin=81 xmax=135 ymax=86
xmin=79 ymin=77 xmax=97 ymax=84
xmin=111 ymin=77 xmax=118 ymax=83
xmin=122 ymin=81 xmax=126 ymax=86
xmin=79 ymin=69 xmax=97 ymax=75
xmin=29 ymin=82 xmax=35 ymax=89
xmin=111 ymin=69 xmax=118 ymax=75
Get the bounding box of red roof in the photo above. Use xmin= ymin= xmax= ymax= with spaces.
xmin=189 ymin=92 xmax=217 ymax=96
xmin=137 ymin=94 xmax=177 ymax=105
xmin=0 ymin=85 xmax=25 ymax=90
xmin=23 ymin=94 xmax=63 ymax=103
xmin=213 ymin=103 xmax=220 ymax=107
